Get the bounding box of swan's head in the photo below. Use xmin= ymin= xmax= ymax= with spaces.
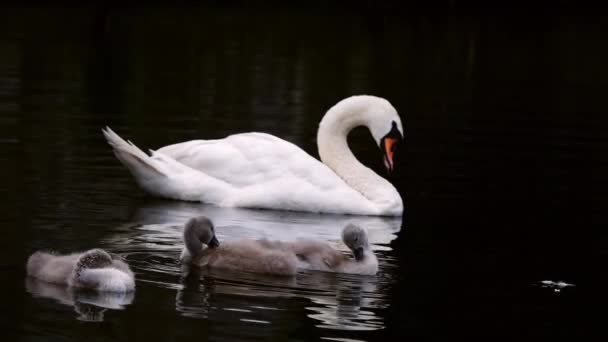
xmin=184 ymin=216 xmax=220 ymax=251
xmin=342 ymin=224 xmax=370 ymax=261
xmin=323 ymin=95 xmax=404 ymax=173
xmin=363 ymin=97 xmax=404 ymax=173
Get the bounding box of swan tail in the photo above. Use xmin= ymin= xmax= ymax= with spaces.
xmin=101 ymin=127 xmax=166 ymax=179
xmin=103 ymin=127 xmax=232 ymax=203
xmin=102 ymin=127 xmax=168 ymax=180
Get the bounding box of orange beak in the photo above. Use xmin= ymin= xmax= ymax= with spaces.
xmin=383 ymin=137 xmax=398 ymax=172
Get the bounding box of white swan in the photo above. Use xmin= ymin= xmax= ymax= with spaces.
xmin=103 ymin=95 xmax=404 ymax=216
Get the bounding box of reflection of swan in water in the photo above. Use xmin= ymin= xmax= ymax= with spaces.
xmin=175 ymin=264 xmax=300 ymax=320
xmin=122 ymin=200 xmax=403 ymax=252
xmin=174 ymin=265 xmax=385 ymax=330
xmin=174 ymin=266 xmax=212 ymax=319
xmin=304 ymin=274 xmax=383 ymax=331
xmin=26 ymin=278 xmax=134 ymax=322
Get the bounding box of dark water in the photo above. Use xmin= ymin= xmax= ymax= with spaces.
xmin=1 ymin=3 xmax=606 ymax=340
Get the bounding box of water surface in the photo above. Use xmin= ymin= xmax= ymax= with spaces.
xmin=1 ymin=3 xmax=605 ymax=341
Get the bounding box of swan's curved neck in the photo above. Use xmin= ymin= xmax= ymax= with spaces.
xmin=316 ymin=104 xmax=401 ymax=212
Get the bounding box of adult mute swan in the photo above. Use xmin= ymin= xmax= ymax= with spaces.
xmin=103 ymin=95 xmax=404 ymax=216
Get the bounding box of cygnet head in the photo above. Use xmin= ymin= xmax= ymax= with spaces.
xmin=76 ymin=249 xmax=113 ymax=270
xmin=183 ymin=216 xmax=220 ymax=256
xmin=342 ymin=224 xmax=370 ymax=261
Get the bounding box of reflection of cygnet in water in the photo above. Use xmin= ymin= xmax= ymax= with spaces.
xmin=180 ymin=216 xmax=299 ymax=275
xmin=27 ymin=249 xmax=135 ymax=292
xmin=26 ymin=278 xmax=134 ymax=322
xmin=180 ymin=216 xmax=378 ymax=276
xmin=304 ymin=273 xmax=384 ymax=331
xmin=259 ymin=224 xmax=378 ymax=276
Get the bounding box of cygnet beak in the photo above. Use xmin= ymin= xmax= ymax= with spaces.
xmin=208 ymin=235 xmax=220 ymax=248
xmin=353 ymin=247 xmax=365 ymax=261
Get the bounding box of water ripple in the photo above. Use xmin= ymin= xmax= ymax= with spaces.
xmin=99 ymin=202 xmax=402 ymax=331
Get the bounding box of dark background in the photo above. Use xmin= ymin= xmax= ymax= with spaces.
xmin=1 ymin=1 xmax=606 ymax=340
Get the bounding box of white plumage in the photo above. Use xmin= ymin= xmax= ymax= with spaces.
xmin=103 ymin=95 xmax=404 ymax=216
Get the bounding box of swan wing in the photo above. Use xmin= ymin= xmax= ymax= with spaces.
xmin=156 ymin=132 xmax=342 ymax=189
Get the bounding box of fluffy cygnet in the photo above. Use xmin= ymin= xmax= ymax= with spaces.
xmin=27 ymin=249 xmax=135 ymax=293
xmin=258 ymin=224 xmax=378 ymax=275
xmin=181 ymin=216 xmax=378 ymax=276
xmin=180 ymin=216 xmax=299 ymax=276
